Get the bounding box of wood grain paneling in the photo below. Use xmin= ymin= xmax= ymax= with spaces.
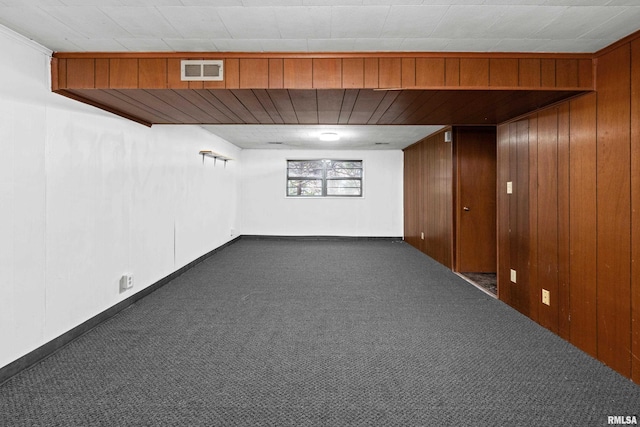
xmin=490 ymin=59 xmax=518 ymax=87
xmin=596 ymin=45 xmax=632 ymax=376
xmin=283 ymin=58 xmax=312 ymax=89
xmin=541 ymin=59 xmax=556 ymax=88
xmin=288 ymin=89 xmax=318 ymax=123
xmin=363 ymin=58 xmax=379 ymax=88
xmin=167 ymin=58 xmax=188 ymax=89
xmin=379 ymin=58 xmax=402 ymax=88
xmin=223 ymin=58 xmax=240 ymax=89
xmin=460 ymin=58 xmax=489 ymax=87
xmin=507 ymin=122 xmax=519 ymax=309
xmin=416 ymin=58 xmax=445 ymax=87
xmin=56 ymin=58 xmax=67 ymax=89
xmin=496 ymin=124 xmax=511 ymax=303
xmin=66 ymin=58 xmax=95 ymax=89
xmin=445 ymin=58 xmax=460 ymax=87
xmin=419 ymin=131 xmax=453 ymax=268
xmin=536 ymin=108 xmax=559 ymax=333
xmin=631 ymin=39 xmax=640 ymax=383
xmin=313 ymin=58 xmax=342 ymax=89
xmin=519 ymin=59 xmax=541 ymax=88
xmin=527 ymin=115 xmax=539 ymax=323
xmin=568 ymin=92 xmax=598 ymax=358
xmin=317 ymin=89 xmax=343 ymax=124
xmin=514 ymin=119 xmax=530 ymax=316
xmin=109 ymin=59 xmax=138 ymax=88
xmin=269 ymin=59 xmax=284 ymax=89
xmin=578 ymin=59 xmax=594 ymax=88
xmin=139 ymin=59 xmax=166 ymax=89
xmin=556 ymin=59 xmax=578 ymax=88
xmin=342 ymin=58 xmax=364 ymax=88
xmin=557 ymin=102 xmax=570 ymax=340
xmin=240 ymin=58 xmax=269 ymax=89
xmin=401 ymin=58 xmax=416 ymax=88
xmin=404 ymin=130 xmax=453 ymax=269
xmin=95 ymin=59 xmax=109 ymax=88
xmin=404 ymin=143 xmax=423 ymax=249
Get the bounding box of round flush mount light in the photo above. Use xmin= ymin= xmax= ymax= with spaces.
xmin=319 ymin=132 xmax=340 ymax=141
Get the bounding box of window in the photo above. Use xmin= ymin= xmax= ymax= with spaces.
xmin=287 ymin=159 xmax=363 ymax=197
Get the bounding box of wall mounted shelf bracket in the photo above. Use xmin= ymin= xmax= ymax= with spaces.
xmin=199 ymin=150 xmax=232 ymax=167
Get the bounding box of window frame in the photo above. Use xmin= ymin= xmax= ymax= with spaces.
xmin=286 ymin=159 xmax=364 ymax=198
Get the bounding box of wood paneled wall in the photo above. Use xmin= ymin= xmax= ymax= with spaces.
xmin=496 ymin=32 xmax=640 ymax=383
xmin=403 ymin=130 xmax=453 ymax=268
xmin=53 ymin=53 xmax=593 ymax=91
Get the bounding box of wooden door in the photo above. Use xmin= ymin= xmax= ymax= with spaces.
xmin=455 ymin=127 xmax=497 ymax=272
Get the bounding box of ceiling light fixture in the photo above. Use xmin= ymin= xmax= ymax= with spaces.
xmin=319 ymin=132 xmax=339 ymax=141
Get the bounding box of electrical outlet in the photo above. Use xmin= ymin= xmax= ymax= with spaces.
xmin=120 ymin=274 xmax=134 ymax=292
xmin=542 ymin=289 xmax=550 ymax=306
xmin=510 ymin=269 xmax=517 ymax=283
xmin=507 ymin=181 xmax=513 ymax=194
xmin=421 ymin=232 xmax=424 ymax=240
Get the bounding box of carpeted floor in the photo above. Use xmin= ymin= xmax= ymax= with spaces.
xmin=1 ymin=239 xmax=639 ymax=426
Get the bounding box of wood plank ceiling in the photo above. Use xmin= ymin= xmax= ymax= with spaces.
xmin=62 ymin=88 xmax=583 ymax=127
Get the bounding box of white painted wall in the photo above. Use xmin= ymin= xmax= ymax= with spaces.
xmin=240 ymin=149 xmax=403 ymax=237
xmin=0 ymin=26 xmax=241 ymax=368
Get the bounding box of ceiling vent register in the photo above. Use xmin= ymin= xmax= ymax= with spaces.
xmin=181 ymin=60 xmax=224 ymax=81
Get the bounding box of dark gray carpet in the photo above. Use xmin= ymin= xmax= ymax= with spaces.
xmin=1 ymin=239 xmax=639 ymax=426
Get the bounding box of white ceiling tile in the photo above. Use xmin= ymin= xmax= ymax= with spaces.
xmin=242 ymin=0 xmax=303 ymax=5
xmin=260 ymin=39 xmax=309 ymax=51
xmin=606 ymin=0 xmax=640 ymax=5
xmin=443 ymin=38 xmax=503 ymax=52
xmin=61 ymin=0 xmax=184 ymax=5
xmin=38 ymin=38 xmax=85 ymax=51
xmin=179 ymin=0 xmax=242 ymax=5
xmin=492 ymin=38 xmax=551 ymax=52
xmin=1 ymin=0 xmax=65 ymax=4
xmin=99 ymin=7 xmax=181 ymax=38
xmin=430 ymin=5 xmax=505 ymax=39
xmin=209 ymin=38 xmax=268 ymax=51
xmin=483 ymin=0 xmax=547 ymax=4
xmin=330 ymin=6 xmax=389 ymax=38
xmin=1 ymin=1 xmax=638 ymax=54
xmin=486 ymin=6 xmax=567 ymax=39
xmin=40 ymin=6 xmax=131 ymax=38
xmin=201 ymin=125 xmax=442 ymax=150
xmin=62 ymin=38 xmax=128 ymax=51
xmin=157 ymin=7 xmax=231 ymax=39
xmin=162 ymin=38 xmax=219 ymax=51
xmin=420 ymin=0 xmax=487 ymax=4
xmin=274 ymin=7 xmax=331 ymax=39
xmin=534 ymin=6 xmax=624 ymax=39
xmin=0 ymin=6 xmax=84 ymax=41
xmin=217 ymin=7 xmax=282 ymax=39
xmin=115 ymin=38 xmax=173 ymax=51
xmin=307 ymin=38 xmax=356 ymax=51
xmin=303 ymin=0 xmax=363 ymax=5
xmin=353 ymin=38 xmax=406 ymax=51
xmin=381 ymin=5 xmax=449 ymax=38
xmin=580 ymin=7 xmax=640 ymax=41
xmin=543 ymin=0 xmax=605 ymax=5
xmin=364 ymin=0 xmax=423 ymax=4
xmin=535 ymin=38 xmax=611 ymax=52
xmin=400 ymin=37 xmax=451 ymax=51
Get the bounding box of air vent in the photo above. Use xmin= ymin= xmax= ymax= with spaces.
xmin=181 ymin=60 xmax=224 ymax=81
